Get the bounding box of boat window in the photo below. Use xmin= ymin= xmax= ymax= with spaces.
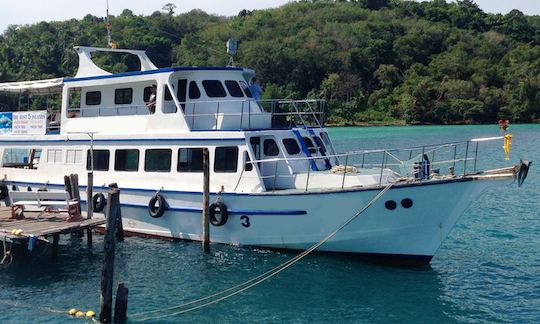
xmin=66 ymin=149 xmax=83 ymax=164
xmin=214 ymin=147 xmax=238 ymax=173
xmin=115 ymin=149 xmax=139 ymax=172
xmin=115 ymin=88 xmax=133 ymax=105
xmin=177 ymin=79 xmax=187 ymax=103
xmin=67 ymin=88 xmax=81 ymax=118
xmin=263 ymin=139 xmax=279 ymax=157
xmin=178 ymin=148 xmax=203 ymax=172
xmin=189 ymin=81 xmax=201 ymax=99
xmin=312 ymin=136 xmax=326 ymax=153
xmin=202 ymin=80 xmax=226 ymax=98
xmin=244 ymin=151 xmax=253 ymax=171
xmin=225 ymin=81 xmax=244 ymax=98
xmin=282 ymin=138 xmax=300 ymax=155
xmin=2 ymin=148 xmax=41 ymax=169
xmin=302 ymin=137 xmax=317 ymax=154
xmin=85 ymin=91 xmax=101 ymax=106
xmin=239 ymin=81 xmax=253 ymax=98
xmin=145 ymin=149 xmax=172 ymax=172
xmin=163 ymin=85 xmax=177 ymax=114
xmin=87 ymin=150 xmax=110 ymax=171
xmin=47 ymin=149 xmax=63 ymax=164
xmin=143 ymin=86 xmax=153 ymax=102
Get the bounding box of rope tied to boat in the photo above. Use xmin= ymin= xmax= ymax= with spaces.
xmin=1 ymin=235 xmax=13 ymax=266
xmin=134 ymin=182 xmax=395 ymax=321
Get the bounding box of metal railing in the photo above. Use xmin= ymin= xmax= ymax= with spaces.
xmin=234 ymin=136 xmax=507 ymax=192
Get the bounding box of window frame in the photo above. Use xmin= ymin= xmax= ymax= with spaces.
xmin=144 ymin=149 xmax=172 ymax=172
xmin=282 ymin=138 xmax=301 ymax=155
xmin=224 ymin=80 xmax=244 ymax=98
xmin=202 ymin=80 xmax=227 ymax=98
xmin=87 ymin=149 xmax=110 ymax=171
xmin=189 ymin=81 xmax=201 ymax=99
xmin=85 ymin=91 xmax=101 ymax=106
xmin=214 ymin=146 xmax=239 ymax=173
xmin=114 ymin=149 xmax=140 ymax=172
xmin=263 ymin=139 xmax=280 ymax=157
xmin=177 ymin=148 xmax=204 ymax=173
xmin=114 ymin=88 xmax=133 ymax=105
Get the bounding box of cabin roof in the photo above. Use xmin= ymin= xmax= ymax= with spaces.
xmin=0 ymin=77 xmax=64 ymax=94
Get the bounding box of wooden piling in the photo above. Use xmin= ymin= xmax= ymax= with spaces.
xmin=202 ymin=148 xmax=210 ymax=253
xmin=99 ymin=188 xmax=120 ymax=323
xmin=113 ymin=283 xmax=129 ymax=324
xmin=108 ymin=183 xmax=124 ymax=242
xmin=63 ymin=175 xmax=72 ymax=198
xmin=52 ymin=234 xmax=59 ymax=255
xmin=86 ymin=172 xmax=94 ymax=245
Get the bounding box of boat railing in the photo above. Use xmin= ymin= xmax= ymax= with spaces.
xmin=182 ymin=99 xmax=326 ymax=130
xmin=235 ymin=136 xmax=507 ymax=192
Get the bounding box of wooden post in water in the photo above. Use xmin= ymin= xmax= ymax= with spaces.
xmin=86 ymin=171 xmax=94 ymax=245
xmin=202 ymin=148 xmax=210 ymax=253
xmin=113 ymin=283 xmax=129 ymax=323
xmin=70 ymin=174 xmax=81 ymax=211
xmin=99 ymin=187 xmax=120 ymax=323
xmin=64 ymin=175 xmax=72 ymax=198
xmin=109 ymin=183 xmax=124 ymax=242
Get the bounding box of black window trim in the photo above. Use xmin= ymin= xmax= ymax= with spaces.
xmin=114 ymin=88 xmax=133 ymax=105
xmin=85 ymin=91 xmax=101 ymax=106
xmin=178 ymin=147 xmax=204 ymax=173
xmin=114 ymin=149 xmax=140 ymax=172
xmin=144 ymin=149 xmax=172 ymax=172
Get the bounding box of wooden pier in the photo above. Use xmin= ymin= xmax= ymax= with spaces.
xmin=0 ymin=207 xmax=105 ymax=246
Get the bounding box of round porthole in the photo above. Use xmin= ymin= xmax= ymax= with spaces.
xmin=401 ymin=198 xmax=413 ymax=209
xmin=385 ymin=200 xmax=397 ymax=210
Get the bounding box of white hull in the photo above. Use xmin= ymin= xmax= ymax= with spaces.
xmin=10 ymin=176 xmax=507 ymax=263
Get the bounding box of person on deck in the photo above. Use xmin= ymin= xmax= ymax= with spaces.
xmin=146 ymin=84 xmax=157 ymax=113
xmin=249 ymin=78 xmax=263 ymax=101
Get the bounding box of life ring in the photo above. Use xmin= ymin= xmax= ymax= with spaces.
xmin=0 ymin=185 xmax=8 ymax=199
xmin=209 ymin=201 xmax=229 ymax=227
xmin=148 ymin=194 xmax=167 ymax=218
xmin=92 ymin=193 xmax=107 ymax=213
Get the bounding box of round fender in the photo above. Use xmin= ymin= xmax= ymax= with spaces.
xmin=148 ymin=194 xmax=167 ymax=218
xmin=92 ymin=193 xmax=107 ymax=213
xmin=209 ymin=201 xmax=229 ymax=227
xmin=0 ymin=185 xmax=8 ymax=200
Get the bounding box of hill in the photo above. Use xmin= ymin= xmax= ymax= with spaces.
xmin=1 ymin=0 xmax=540 ymax=125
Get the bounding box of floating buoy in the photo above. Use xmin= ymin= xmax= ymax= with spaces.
xmin=75 ymin=311 xmax=85 ymax=317
xmin=86 ymin=310 xmax=96 ymax=318
xmin=68 ymin=308 xmax=78 ymax=316
xmin=11 ymin=229 xmax=23 ymax=236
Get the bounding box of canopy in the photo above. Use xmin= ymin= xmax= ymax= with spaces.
xmin=0 ymin=78 xmax=64 ymax=94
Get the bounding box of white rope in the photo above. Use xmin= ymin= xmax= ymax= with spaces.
xmin=135 ymin=182 xmax=394 ymax=321
xmin=1 ymin=236 xmax=13 ymax=266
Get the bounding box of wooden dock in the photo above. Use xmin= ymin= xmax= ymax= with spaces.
xmin=0 ymin=207 xmax=105 ymax=245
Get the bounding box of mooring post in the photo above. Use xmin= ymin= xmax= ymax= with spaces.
xmin=52 ymin=234 xmax=59 ymax=256
xmin=64 ymin=175 xmax=72 ymax=199
xmin=99 ymin=188 xmax=120 ymax=323
xmin=70 ymin=174 xmax=81 ymax=211
xmin=113 ymin=283 xmax=129 ymax=324
xmin=109 ymin=183 xmax=124 ymax=242
xmin=86 ymin=171 xmax=94 ymax=245
xmin=202 ymin=148 xmax=210 ymax=253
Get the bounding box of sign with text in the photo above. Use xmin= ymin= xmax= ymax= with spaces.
xmin=0 ymin=111 xmax=47 ymax=135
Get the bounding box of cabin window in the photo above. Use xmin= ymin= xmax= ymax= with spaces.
xmin=66 ymin=149 xmax=83 ymax=164
xmin=302 ymin=137 xmax=317 ymax=154
xmin=214 ymin=147 xmax=238 ymax=173
xmin=85 ymin=91 xmax=101 ymax=106
xmin=143 ymin=86 xmax=153 ymax=102
xmin=115 ymin=88 xmax=133 ymax=105
xmin=47 ymin=149 xmax=63 ymax=164
xmin=225 ymin=81 xmax=244 ymax=98
xmin=87 ymin=150 xmax=110 ymax=171
xmin=189 ymin=81 xmax=201 ymax=99
xmin=115 ymin=149 xmax=139 ymax=172
xmin=178 ymin=148 xmax=203 ymax=172
xmin=263 ymin=139 xmax=279 ymax=157
xmin=67 ymin=88 xmax=81 ymax=118
xmin=145 ymin=149 xmax=172 ymax=172
xmin=239 ymin=81 xmax=252 ymax=98
xmin=163 ymin=85 xmax=177 ymax=114
xmin=244 ymin=151 xmax=253 ymax=171
xmin=164 ymin=86 xmax=173 ymax=101
xmin=313 ymin=136 xmax=326 ymax=153
xmin=177 ymin=79 xmax=187 ymax=103
xmin=202 ymin=80 xmax=226 ymax=98
xmin=2 ymin=148 xmax=40 ymax=169
xmin=282 ymin=138 xmax=300 ymax=155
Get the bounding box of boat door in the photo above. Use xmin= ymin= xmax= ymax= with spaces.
xmin=250 ymin=135 xmax=290 ymax=190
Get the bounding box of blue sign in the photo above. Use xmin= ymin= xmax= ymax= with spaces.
xmin=0 ymin=112 xmax=13 ymax=134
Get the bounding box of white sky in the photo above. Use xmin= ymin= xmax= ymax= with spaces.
xmin=0 ymin=0 xmax=538 ymax=34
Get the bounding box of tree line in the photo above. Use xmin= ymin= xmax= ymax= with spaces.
xmin=1 ymin=0 xmax=540 ymax=125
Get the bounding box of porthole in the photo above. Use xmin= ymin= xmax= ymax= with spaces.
xmin=385 ymin=200 xmax=397 ymax=210
xmin=401 ymin=198 xmax=413 ymax=209
xmin=27 ymin=186 xmax=32 ymax=192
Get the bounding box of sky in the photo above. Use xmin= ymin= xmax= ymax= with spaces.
xmin=0 ymin=0 xmax=539 ymax=34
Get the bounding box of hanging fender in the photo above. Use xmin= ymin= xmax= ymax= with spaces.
xmin=92 ymin=193 xmax=107 ymax=213
xmin=209 ymin=201 xmax=229 ymax=227
xmin=148 ymin=193 xmax=167 ymax=218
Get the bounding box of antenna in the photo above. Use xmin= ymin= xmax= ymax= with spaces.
xmin=106 ymin=0 xmax=113 ymax=48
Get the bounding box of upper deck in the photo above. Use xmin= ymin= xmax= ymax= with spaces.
xmin=0 ymin=46 xmax=325 ymax=136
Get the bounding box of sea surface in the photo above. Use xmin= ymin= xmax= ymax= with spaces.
xmin=0 ymin=125 xmax=539 ymax=323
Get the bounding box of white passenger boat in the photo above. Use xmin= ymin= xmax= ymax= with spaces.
xmin=0 ymin=47 xmax=530 ymax=264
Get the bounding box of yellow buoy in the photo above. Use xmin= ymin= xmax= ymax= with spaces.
xmin=11 ymin=229 xmax=17 ymax=235
xmin=86 ymin=310 xmax=96 ymax=318
xmin=68 ymin=308 xmax=78 ymax=316
xmin=76 ymin=311 xmax=85 ymax=317
xmin=15 ymin=229 xmax=23 ymax=235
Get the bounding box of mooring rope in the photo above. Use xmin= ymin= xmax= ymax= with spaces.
xmin=134 ymin=182 xmax=394 ymax=321
xmin=0 ymin=236 xmax=13 ymax=266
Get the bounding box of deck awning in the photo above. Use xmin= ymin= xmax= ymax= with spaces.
xmin=0 ymin=78 xmax=64 ymax=94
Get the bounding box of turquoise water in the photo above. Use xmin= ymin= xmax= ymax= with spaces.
xmin=1 ymin=125 xmax=539 ymax=323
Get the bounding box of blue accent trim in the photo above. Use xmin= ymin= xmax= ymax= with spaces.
xmin=64 ymin=66 xmax=244 ymax=83
xmin=307 ymin=128 xmax=332 ymax=170
xmin=292 ymin=129 xmax=318 ymax=171
xmin=5 ymin=176 xmax=474 ymax=198
xmin=0 ymin=137 xmax=244 ymax=144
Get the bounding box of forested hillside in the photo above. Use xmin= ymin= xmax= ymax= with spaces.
xmin=1 ymin=0 xmax=540 ymax=125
